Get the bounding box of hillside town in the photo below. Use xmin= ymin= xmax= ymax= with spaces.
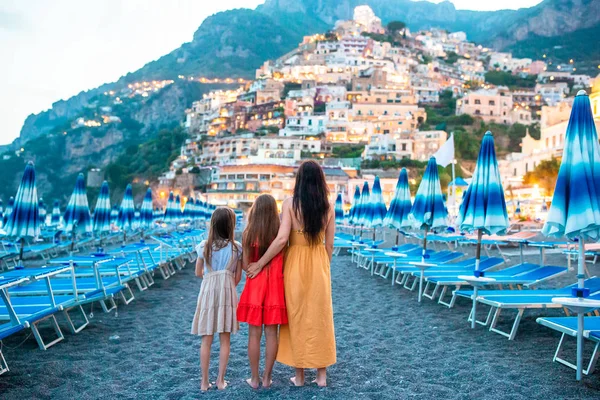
xmin=143 ymin=5 xmax=600 ymax=214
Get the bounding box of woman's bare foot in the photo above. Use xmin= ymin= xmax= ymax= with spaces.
xmin=200 ymin=382 xmax=211 ymax=391
xmin=245 ymin=378 xmax=259 ymax=389
xmin=290 ymin=376 xmax=304 ymax=387
xmin=216 ymin=380 xmax=228 ymax=390
xmin=312 ymin=378 xmax=327 ymax=387
xmin=261 ymin=375 xmax=273 ymax=388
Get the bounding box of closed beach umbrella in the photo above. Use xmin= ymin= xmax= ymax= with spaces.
xmin=334 ymin=193 xmax=344 ymax=225
xmin=64 ymin=173 xmax=92 ymax=237
xmin=195 ymin=198 xmax=202 ymax=222
xmin=117 ymin=184 xmax=135 ymax=233
xmin=175 ymin=195 xmax=182 ymax=221
xmin=140 ymin=188 xmax=154 ymax=229
xmin=348 ymin=185 xmax=361 ymax=226
xmin=133 ymin=209 xmax=141 ymax=231
xmin=110 ymin=205 xmax=119 ymax=225
xmin=3 ymin=197 xmax=14 ymax=227
xmin=457 ymin=131 xmax=509 ymax=328
xmin=38 ymin=198 xmax=47 ymax=227
xmin=541 ymin=91 xmax=600 ymax=380
xmin=164 ymin=192 xmax=178 ymax=223
xmin=51 ymin=200 xmax=61 ymax=227
xmin=384 ymin=168 xmax=413 ymax=248
xmin=183 ymin=197 xmax=195 ymax=221
xmin=408 ymin=157 xmax=448 ymax=302
xmin=92 ymin=181 xmax=112 ymax=236
xmin=0 ymin=199 xmax=3 ymax=228
xmin=368 ymin=176 xmax=387 ymax=245
xmin=358 ymin=181 xmax=371 ymax=227
xmin=4 ymin=162 xmax=41 ymax=267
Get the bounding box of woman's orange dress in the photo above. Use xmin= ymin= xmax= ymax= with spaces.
xmin=276 ymin=231 xmax=336 ymax=368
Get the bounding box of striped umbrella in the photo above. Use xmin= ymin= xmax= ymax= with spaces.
xmin=408 ymin=157 xmax=448 ymax=302
xmin=4 ymin=162 xmax=41 ymax=267
xmin=153 ymin=207 xmax=162 ymax=222
xmin=357 ymin=181 xmax=371 ymax=228
xmin=457 ymin=131 xmax=509 ymax=328
xmin=0 ymin=199 xmax=3 ymax=228
xmin=175 ymin=195 xmax=182 ymax=221
xmin=384 ymin=168 xmax=413 ymax=248
xmin=64 ymin=173 xmax=92 ymax=237
xmin=164 ymin=192 xmax=178 ymax=223
xmin=334 ymin=193 xmax=344 ymax=225
xmin=140 ymin=188 xmax=154 ymax=229
xmin=194 ymin=198 xmax=202 ymax=222
xmin=51 ymin=200 xmax=61 ymax=227
xmin=117 ymin=184 xmax=136 ymax=234
xmin=133 ymin=209 xmax=141 ymax=231
xmin=541 ymin=91 xmax=600 ymax=380
xmin=3 ymin=197 xmax=14 ymax=227
xmin=92 ymin=181 xmax=112 ymax=236
xmin=110 ymin=205 xmax=119 ymax=225
xmin=348 ymin=186 xmax=361 ymax=226
xmin=183 ymin=197 xmax=195 ymax=221
xmin=367 ymin=176 xmax=387 ymax=248
xmin=38 ymin=198 xmax=47 ymax=227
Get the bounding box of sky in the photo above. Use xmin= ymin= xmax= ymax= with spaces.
xmin=1 ymin=0 xmax=543 ymax=145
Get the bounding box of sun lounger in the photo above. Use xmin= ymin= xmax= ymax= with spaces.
xmin=537 ymin=315 xmax=600 ymax=375
xmin=452 ymin=278 xmax=600 ymax=340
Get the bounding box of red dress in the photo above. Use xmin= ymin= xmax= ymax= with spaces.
xmin=237 ymin=245 xmax=288 ymax=326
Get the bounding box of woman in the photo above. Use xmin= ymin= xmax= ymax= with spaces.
xmin=247 ymin=160 xmax=336 ymax=387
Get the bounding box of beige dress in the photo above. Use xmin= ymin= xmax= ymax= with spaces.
xmin=191 ymin=241 xmax=241 ymax=336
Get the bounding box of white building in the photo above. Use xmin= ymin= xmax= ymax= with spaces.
xmin=535 ymin=82 xmax=569 ymax=106
xmin=353 ymin=5 xmax=383 ymax=33
xmin=279 ymin=115 xmax=327 ymax=137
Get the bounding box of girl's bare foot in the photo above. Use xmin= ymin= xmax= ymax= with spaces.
xmin=245 ymin=378 xmax=259 ymax=389
xmin=216 ymin=380 xmax=228 ymax=390
xmin=200 ymin=382 xmax=211 ymax=391
xmin=312 ymin=378 xmax=327 ymax=387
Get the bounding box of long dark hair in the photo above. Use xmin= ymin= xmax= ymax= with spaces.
xmin=204 ymin=207 xmax=238 ymax=270
xmin=243 ymin=194 xmax=280 ymax=258
xmin=292 ymin=160 xmax=330 ymax=245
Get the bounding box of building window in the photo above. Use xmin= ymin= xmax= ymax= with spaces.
xmin=489 ymin=100 xmax=495 ymax=106
xmin=474 ymin=99 xmax=481 ymax=105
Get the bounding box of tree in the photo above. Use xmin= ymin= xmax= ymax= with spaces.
xmin=387 ymin=21 xmax=406 ymax=35
xmin=522 ymin=157 xmax=560 ymax=196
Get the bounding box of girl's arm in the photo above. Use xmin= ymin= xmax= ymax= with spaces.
xmin=234 ymin=260 xmax=242 ymax=286
xmin=242 ymin=245 xmax=251 ymax=272
xmin=324 ymin=206 xmax=335 ymax=262
xmin=246 ymin=198 xmax=292 ymax=278
xmin=195 ymin=257 xmax=204 ymax=278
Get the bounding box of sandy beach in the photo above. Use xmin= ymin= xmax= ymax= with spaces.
xmin=1 ymin=242 xmax=599 ymax=399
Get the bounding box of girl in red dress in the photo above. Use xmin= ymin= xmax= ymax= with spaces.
xmin=237 ymin=194 xmax=287 ymax=389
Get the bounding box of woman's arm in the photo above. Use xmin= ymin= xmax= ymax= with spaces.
xmin=195 ymin=257 xmax=204 ymax=278
xmin=324 ymin=207 xmax=335 ymax=262
xmin=234 ymin=260 xmax=242 ymax=286
xmin=246 ymin=198 xmax=292 ymax=278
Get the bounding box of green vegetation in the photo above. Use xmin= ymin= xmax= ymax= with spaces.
xmin=444 ymin=51 xmax=460 ymax=65
xmin=484 ymin=71 xmax=537 ymax=89
xmin=523 ymin=157 xmax=560 ymax=195
xmin=332 ymin=144 xmax=365 ymax=159
xmin=106 ymin=127 xmax=186 ymax=189
xmin=361 ymin=158 xmax=427 ymax=170
xmin=386 ymin=21 xmax=406 ymax=34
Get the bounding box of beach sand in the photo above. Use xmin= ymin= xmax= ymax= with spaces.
xmin=1 ymin=241 xmax=599 ymax=399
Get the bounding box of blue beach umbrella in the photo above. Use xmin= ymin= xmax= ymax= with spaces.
xmin=175 ymin=195 xmax=182 ymax=221
xmin=368 ymin=176 xmax=387 ymax=244
xmin=133 ymin=209 xmax=141 ymax=231
xmin=348 ymin=185 xmax=361 ymax=226
xmin=334 ymin=193 xmax=344 ymax=225
xmin=92 ymin=181 xmax=112 ymax=237
xmin=457 ymin=131 xmax=509 ymax=327
xmin=541 ymin=91 xmax=600 ymax=380
xmin=51 ymin=200 xmax=61 ymax=227
xmin=63 ymin=173 xmax=92 ymax=248
xmin=4 ymin=162 xmax=41 ymax=266
xmin=117 ymin=184 xmax=136 ymax=235
xmin=0 ymin=199 xmax=3 ymax=228
xmin=164 ymin=192 xmax=178 ymax=223
xmin=38 ymin=198 xmax=47 ymax=227
xmin=408 ymin=157 xmax=448 ymax=302
xmin=384 ymin=168 xmax=413 ymax=248
xmin=140 ymin=188 xmax=154 ymax=230
xmin=358 ymin=181 xmax=371 ymax=228
xmin=3 ymin=197 xmax=14 ymax=227
xmin=183 ymin=197 xmax=195 ymax=221
xmin=110 ymin=205 xmax=119 ymax=225
xmin=195 ymin=198 xmax=202 ymax=222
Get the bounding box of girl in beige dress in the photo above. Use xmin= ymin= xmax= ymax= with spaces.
xmin=191 ymin=207 xmax=242 ymax=391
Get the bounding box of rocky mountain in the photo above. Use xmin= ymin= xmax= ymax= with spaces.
xmin=7 ymin=0 xmax=598 ymax=201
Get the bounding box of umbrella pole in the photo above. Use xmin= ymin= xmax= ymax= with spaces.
xmin=18 ymin=237 xmax=24 ymax=268
xmin=394 ymin=230 xmax=400 ymax=250
xmin=577 ymin=235 xmax=585 ymax=380
xmin=418 ymin=229 xmax=428 ymax=303
xmin=471 ymin=229 xmax=483 ymax=329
